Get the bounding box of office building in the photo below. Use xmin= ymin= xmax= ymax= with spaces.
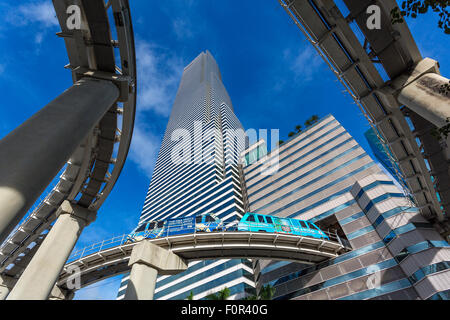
xmin=117 ymin=51 xmax=255 ymax=300
xmin=244 ymin=115 xmax=450 ymax=300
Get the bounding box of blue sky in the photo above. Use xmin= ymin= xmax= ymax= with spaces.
xmin=0 ymin=0 xmax=448 ymax=300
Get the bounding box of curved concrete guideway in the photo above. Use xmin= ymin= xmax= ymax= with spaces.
xmin=51 ymin=231 xmax=347 ymax=299
xmin=0 ymin=0 xmax=137 ymax=281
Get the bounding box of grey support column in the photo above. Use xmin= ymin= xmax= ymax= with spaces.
xmin=124 ymin=241 xmax=187 ymax=300
xmin=0 ymin=77 xmax=119 ymax=243
xmin=48 ymin=285 xmax=75 ymax=301
xmin=398 ymin=72 xmax=450 ymax=128
xmin=7 ymin=200 xmax=96 ymax=300
xmin=0 ymin=275 xmax=15 ymax=300
xmin=380 ymin=58 xmax=450 ymax=128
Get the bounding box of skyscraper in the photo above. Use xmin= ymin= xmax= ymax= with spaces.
xmin=117 ymin=51 xmax=255 ymax=300
xmin=245 ymin=115 xmax=450 ymax=300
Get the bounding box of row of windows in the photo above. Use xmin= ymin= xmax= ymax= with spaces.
xmin=156 ymin=260 xmax=230 ymax=289
xmin=244 ymin=116 xmax=336 ymax=177
xmin=246 ymin=128 xmax=349 ymax=186
xmin=143 ymin=172 xmax=227 ymax=220
xmin=383 ymin=222 xmax=434 ymax=245
xmin=263 ymin=241 xmax=386 ymax=288
xmin=338 ymin=278 xmax=412 ymax=300
xmin=394 ymin=240 xmax=450 ymax=264
xmin=252 ymin=150 xmax=367 ymax=214
xmin=427 ymin=289 xmax=450 ymax=300
xmin=362 ymin=193 xmax=405 ymax=214
xmin=154 ymin=259 xmax=251 ymax=298
xmin=143 ymin=173 xmax=218 ymax=217
xmin=141 ymin=172 xmax=220 ymax=219
xmin=142 ymin=167 xmax=240 ymax=215
xmin=149 ymin=140 xmax=218 ymax=194
xmin=256 ymin=158 xmax=372 ymax=221
xmin=144 ymin=163 xmax=218 ymax=208
xmin=408 ymin=261 xmax=450 ymax=285
xmin=141 ymin=186 xmax=241 ymax=223
xmin=155 ymin=267 xmax=254 ymax=300
xmin=247 ymin=135 xmax=354 ymax=198
xmin=353 ymin=180 xmax=395 ymax=202
xmin=286 ymin=162 xmax=376 ymax=220
xmin=273 ymin=258 xmax=399 ymax=300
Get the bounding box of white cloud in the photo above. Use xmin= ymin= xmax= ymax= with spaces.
xmin=128 ymin=39 xmax=185 ymax=178
xmin=129 ymin=123 xmax=161 ymax=179
xmin=172 ymin=18 xmax=194 ymax=39
xmin=1 ymin=1 xmax=58 ymax=45
xmin=284 ymin=45 xmax=324 ymax=82
xmin=5 ymin=1 xmax=58 ymax=28
xmin=136 ymin=40 xmax=184 ymax=116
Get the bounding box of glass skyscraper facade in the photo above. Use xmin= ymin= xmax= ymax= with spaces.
xmin=117 ymin=51 xmax=255 ymax=300
xmin=244 ymin=115 xmax=450 ymax=300
xmin=364 ymin=127 xmax=405 ymax=186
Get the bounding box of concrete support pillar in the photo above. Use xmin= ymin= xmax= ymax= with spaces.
xmin=0 ymin=275 xmax=16 ymax=300
xmin=48 ymin=285 xmax=74 ymax=300
xmin=379 ymin=58 xmax=450 ymax=129
xmin=0 ymin=77 xmax=119 ymax=243
xmin=7 ymin=201 xmax=96 ymax=300
xmin=124 ymin=241 xmax=187 ymax=300
xmin=398 ymin=72 xmax=450 ymax=128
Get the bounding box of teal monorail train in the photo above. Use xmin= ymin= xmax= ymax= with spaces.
xmin=238 ymin=212 xmax=329 ymax=240
xmin=126 ymin=212 xmax=329 ymax=243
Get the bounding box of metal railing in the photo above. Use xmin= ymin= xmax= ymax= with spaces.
xmin=67 ymin=219 xmax=350 ymax=263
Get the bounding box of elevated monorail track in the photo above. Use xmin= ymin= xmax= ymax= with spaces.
xmin=57 ymin=231 xmax=348 ymax=291
xmin=0 ymin=0 xmax=136 ymax=278
xmin=279 ymin=0 xmax=449 ymax=236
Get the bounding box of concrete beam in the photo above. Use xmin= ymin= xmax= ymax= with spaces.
xmin=124 ymin=241 xmax=187 ymax=300
xmin=379 ymin=58 xmax=450 ymax=128
xmin=0 ymin=77 xmax=119 ymax=244
xmin=7 ymin=201 xmax=96 ymax=300
xmin=398 ymin=73 xmax=450 ymax=128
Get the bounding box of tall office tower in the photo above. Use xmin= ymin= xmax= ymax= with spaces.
xmin=244 ymin=115 xmax=450 ymax=300
xmin=117 ymin=51 xmax=255 ymax=300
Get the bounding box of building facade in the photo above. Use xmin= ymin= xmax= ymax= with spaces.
xmin=364 ymin=127 xmax=405 ymax=186
xmin=244 ymin=115 xmax=450 ymax=300
xmin=117 ymin=51 xmax=255 ymax=300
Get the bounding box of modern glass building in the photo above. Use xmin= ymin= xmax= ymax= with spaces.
xmin=364 ymin=127 xmax=405 ymax=186
xmin=117 ymin=51 xmax=255 ymax=300
xmin=244 ymin=115 xmax=450 ymax=300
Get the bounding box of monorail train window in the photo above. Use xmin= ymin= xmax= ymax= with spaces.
xmin=195 ymin=216 xmax=203 ymax=223
xmin=136 ymin=225 xmax=146 ymax=232
xmin=298 ymin=220 xmax=308 ymax=228
xmin=265 ymin=216 xmax=273 ymax=224
xmin=148 ymin=222 xmax=156 ymax=230
xmin=309 ymin=222 xmax=319 ymax=230
xmin=206 ymin=215 xmax=215 ymax=222
xmin=156 ymin=221 xmax=164 ymax=228
xmin=247 ymin=214 xmax=255 ymax=222
xmin=257 ymin=215 xmax=265 ymax=223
